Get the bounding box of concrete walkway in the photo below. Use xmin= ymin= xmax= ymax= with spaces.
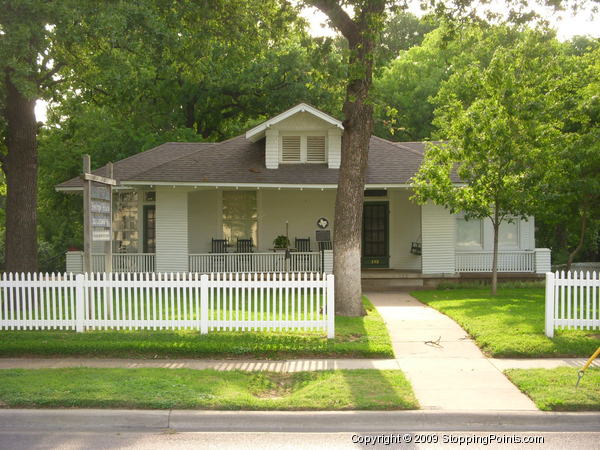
xmin=365 ymin=291 xmax=538 ymax=411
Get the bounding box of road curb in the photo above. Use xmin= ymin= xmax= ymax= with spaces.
xmin=0 ymin=409 xmax=598 ymax=432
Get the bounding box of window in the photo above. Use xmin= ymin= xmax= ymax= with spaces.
xmin=143 ymin=205 xmax=156 ymax=253
xmin=222 ymin=191 xmax=257 ymax=244
xmin=499 ymin=220 xmax=519 ymax=248
xmin=456 ymin=218 xmax=483 ymax=249
xmin=306 ymin=136 xmax=326 ymax=162
xmin=280 ymin=135 xmax=326 ymax=163
xmin=113 ymin=191 xmax=139 ymax=253
xmin=281 ymin=136 xmax=301 ymax=162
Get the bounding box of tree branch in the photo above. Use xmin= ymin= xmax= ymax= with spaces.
xmin=38 ymin=62 xmax=65 ymax=85
xmin=305 ymin=0 xmax=359 ymax=43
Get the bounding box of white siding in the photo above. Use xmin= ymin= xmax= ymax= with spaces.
xmin=388 ymin=190 xmax=421 ymax=270
xmin=265 ymin=129 xmax=279 ymax=169
xmin=188 ymin=190 xmax=220 ymax=253
xmin=156 ymin=187 xmax=189 ymax=272
xmin=421 ymin=202 xmax=456 ymax=274
xmin=327 ymin=129 xmax=341 ymax=169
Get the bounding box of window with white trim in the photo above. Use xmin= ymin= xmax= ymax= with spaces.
xmin=456 ymin=217 xmax=483 ymax=249
xmin=499 ymin=220 xmax=519 ymax=249
xmin=222 ymin=191 xmax=258 ymax=245
xmin=280 ymin=134 xmax=326 ymax=163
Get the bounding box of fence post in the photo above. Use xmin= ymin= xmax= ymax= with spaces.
xmin=200 ymin=274 xmax=208 ymax=334
xmin=545 ymin=272 xmax=555 ymax=338
xmin=326 ymin=274 xmax=335 ymax=339
xmin=75 ymin=273 xmax=85 ymax=332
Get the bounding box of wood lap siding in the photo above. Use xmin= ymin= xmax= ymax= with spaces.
xmin=421 ymin=203 xmax=456 ymax=274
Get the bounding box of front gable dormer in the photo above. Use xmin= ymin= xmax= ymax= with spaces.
xmin=245 ymin=103 xmax=343 ymax=169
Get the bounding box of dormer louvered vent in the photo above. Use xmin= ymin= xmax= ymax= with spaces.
xmin=281 ymin=136 xmax=301 ymax=162
xmin=306 ymin=136 xmax=326 ymax=162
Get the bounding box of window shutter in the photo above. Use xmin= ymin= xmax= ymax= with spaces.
xmin=281 ymin=136 xmax=301 ymax=162
xmin=306 ymin=136 xmax=326 ymax=162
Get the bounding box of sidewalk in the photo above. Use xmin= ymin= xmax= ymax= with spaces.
xmin=366 ymin=291 xmax=537 ymax=411
xmin=0 ymin=357 xmax=592 ymax=371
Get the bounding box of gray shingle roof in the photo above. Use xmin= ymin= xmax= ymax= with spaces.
xmin=56 ymin=136 xmax=443 ymax=189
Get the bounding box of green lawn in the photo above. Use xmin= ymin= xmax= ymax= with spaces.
xmin=411 ymin=288 xmax=599 ymax=357
xmin=0 ymin=297 xmax=393 ymax=359
xmin=0 ymin=368 xmax=418 ymax=410
xmin=505 ymin=367 xmax=600 ymax=411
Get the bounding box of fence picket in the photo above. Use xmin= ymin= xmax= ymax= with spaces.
xmin=0 ymin=270 xmax=335 ymax=336
xmin=545 ymin=270 xmax=600 ymax=337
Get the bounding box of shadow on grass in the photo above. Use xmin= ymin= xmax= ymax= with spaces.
xmin=0 ymin=298 xmax=394 ymax=360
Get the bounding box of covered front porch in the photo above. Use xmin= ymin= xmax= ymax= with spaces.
xmin=65 ymin=185 xmax=550 ymax=275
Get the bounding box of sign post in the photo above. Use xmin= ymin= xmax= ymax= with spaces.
xmin=81 ymin=155 xmax=117 ymax=273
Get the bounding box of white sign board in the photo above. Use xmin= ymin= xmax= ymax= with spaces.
xmin=90 ymin=182 xmax=112 ymax=241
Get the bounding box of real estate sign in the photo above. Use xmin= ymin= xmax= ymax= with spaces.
xmin=82 ymin=155 xmax=117 ymax=272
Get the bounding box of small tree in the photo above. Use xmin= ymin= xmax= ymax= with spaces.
xmin=412 ymin=28 xmax=565 ymax=293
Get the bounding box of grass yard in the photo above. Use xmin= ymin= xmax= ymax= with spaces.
xmin=0 ymin=368 xmax=418 ymax=410
xmin=411 ymin=288 xmax=599 ymax=358
xmin=505 ymin=367 xmax=600 ymax=411
xmin=0 ymin=297 xmax=393 ymax=359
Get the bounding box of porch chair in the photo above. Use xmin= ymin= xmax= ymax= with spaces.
xmin=210 ymin=239 xmax=228 ymax=272
xmin=317 ymin=240 xmax=332 ymax=251
xmin=235 ymin=239 xmax=254 ymax=272
xmin=295 ymin=238 xmax=311 ymax=252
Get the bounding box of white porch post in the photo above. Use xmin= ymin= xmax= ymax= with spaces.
xmin=421 ymin=202 xmax=456 ymax=275
xmin=156 ymin=187 xmax=189 ymax=272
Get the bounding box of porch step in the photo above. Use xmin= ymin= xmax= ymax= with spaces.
xmin=362 ymin=277 xmax=424 ymax=290
xmin=361 ymin=271 xmax=424 ymax=289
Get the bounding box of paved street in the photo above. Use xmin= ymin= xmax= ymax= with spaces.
xmin=1 ymin=431 xmax=599 ymax=450
xmin=0 ymin=410 xmax=599 ymax=450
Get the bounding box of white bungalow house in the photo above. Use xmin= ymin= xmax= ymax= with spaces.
xmin=57 ymin=104 xmax=550 ymax=285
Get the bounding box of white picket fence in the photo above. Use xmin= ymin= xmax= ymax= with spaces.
xmin=0 ymin=272 xmax=335 ymax=338
xmin=545 ymin=271 xmax=600 ymax=337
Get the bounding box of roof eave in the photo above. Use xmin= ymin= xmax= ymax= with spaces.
xmin=245 ymin=103 xmax=343 ymax=142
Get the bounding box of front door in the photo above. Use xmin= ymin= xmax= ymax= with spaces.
xmin=362 ymin=202 xmax=389 ymax=268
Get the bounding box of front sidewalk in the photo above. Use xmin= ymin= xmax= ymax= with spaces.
xmin=366 ymin=291 xmax=537 ymax=411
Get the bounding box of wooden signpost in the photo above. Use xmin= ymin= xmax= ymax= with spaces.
xmin=82 ymin=155 xmax=117 ymax=273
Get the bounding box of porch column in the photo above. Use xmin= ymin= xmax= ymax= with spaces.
xmin=156 ymin=187 xmax=189 ymax=272
xmin=421 ymin=202 xmax=456 ymax=275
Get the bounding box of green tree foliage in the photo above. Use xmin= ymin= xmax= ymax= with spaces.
xmin=412 ymin=26 xmax=570 ymax=293
xmin=533 ymin=41 xmax=600 ymax=268
xmin=36 ymin=0 xmax=345 ymax=271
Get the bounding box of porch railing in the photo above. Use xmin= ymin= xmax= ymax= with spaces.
xmin=66 ymin=252 xmax=156 ymax=273
xmin=189 ymin=252 xmax=322 ymax=273
xmin=455 ymin=250 xmax=535 ymax=273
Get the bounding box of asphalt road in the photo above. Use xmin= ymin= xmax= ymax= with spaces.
xmin=1 ymin=431 xmax=599 ymax=450
xmin=1 ymin=410 xmax=598 ymax=449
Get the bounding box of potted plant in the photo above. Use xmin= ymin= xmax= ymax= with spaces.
xmin=273 ymin=235 xmax=290 ymax=250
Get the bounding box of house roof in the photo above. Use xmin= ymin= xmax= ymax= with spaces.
xmin=245 ymin=103 xmax=343 ymax=142
xmin=56 ymin=135 xmax=445 ymax=190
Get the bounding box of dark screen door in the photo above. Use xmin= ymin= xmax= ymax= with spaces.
xmin=362 ymin=202 xmax=389 ymax=268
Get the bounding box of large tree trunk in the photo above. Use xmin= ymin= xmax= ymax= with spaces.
xmin=4 ymin=73 xmax=38 ymax=273
xmin=333 ymin=99 xmax=373 ymax=316
xmin=309 ymin=0 xmax=385 ymax=316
